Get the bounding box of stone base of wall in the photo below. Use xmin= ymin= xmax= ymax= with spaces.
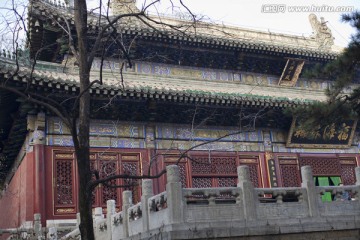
xmin=123 ymin=218 xmax=360 ymax=240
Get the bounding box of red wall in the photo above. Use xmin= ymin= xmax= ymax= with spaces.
xmin=0 ymin=151 xmax=35 ymax=231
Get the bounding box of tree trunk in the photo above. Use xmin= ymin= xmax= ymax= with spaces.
xmin=75 ymin=145 xmax=93 ymax=240
xmin=73 ymin=0 xmax=94 ymax=239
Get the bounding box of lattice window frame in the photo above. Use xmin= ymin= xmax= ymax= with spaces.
xmin=238 ymin=156 xmax=262 ymax=188
xmin=279 ymin=163 xmax=301 ymax=187
xmin=190 ymin=156 xmax=237 ymax=176
xmin=53 ymin=150 xmax=144 ymax=214
xmin=217 ymin=177 xmax=237 ymax=187
xmin=299 ymin=157 xmax=341 ymax=176
xmin=121 ymin=158 xmax=141 ymax=204
xmin=53 ymin=152 xmax=76 ymax=215
xmin=295 ymin=156 xmax=357 ymax=186
xmin=164 ymin=162 xmax=188 ymax=188
xmin=161 ymin=154 xmax=189 ymax=189
xmin=192 ymin=177 xmax=213 ymax=188
xmin=99 ymin=160 xmax=120 ymax=206
xmin=91 ymin=153 xmax=142 ymax=207
xmin=189 ymin=154 xmax=239 ymax=188
xmin=340 ymin=157 xmax=357 ymax=185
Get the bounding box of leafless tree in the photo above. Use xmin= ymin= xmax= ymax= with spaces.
xmin=0 ymin=0 xmax=205 ymax=239
xmin=0 ymin=1 xmax=268 ymax=239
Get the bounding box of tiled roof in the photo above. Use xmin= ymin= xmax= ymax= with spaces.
xmin=29 ymin=0 xmax=339 ymax=60
xmin=0 ymin=56 xmax=327 ymax=108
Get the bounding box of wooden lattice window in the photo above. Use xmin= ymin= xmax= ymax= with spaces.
xmin=340 ymin=158 xmax=357 ymax=185
xmin=298 ymin=156 xmax=357 ymax=186
xmin=279 ymin=159 xmax=301 ymax=187
xmin=164 ymin=162 xmax=187 ymax=188
xmin=239 ymin=156 xmax=262 ymax=187
xmin=55 ymin=160 xmax=74 ymax=205
xmin=100 ymin=160 xmax=119 ymax=205
xmin=192 ymin=177 xmax=212 ymax=188
xmin=191 ymin=157 xmax=212 ymax=175
xmin=122 ymin=160 xmax=140 ymax=204
xmin=218 ymin=177 xmax=237 ymax=187
xmin=190 ymin=155 xmax=238 ymax=188
xmin=53 ymin=150 xmax=143 ymax=214
xmin=300 ymin=157 xmax=341 ymax=176
xmin=191 ymin=156 xmax=237 ymax=175
xmin=89 ymin=153 xmax=142 ymax=207
xmin=54 ymin=152 xmax=76 ymax=215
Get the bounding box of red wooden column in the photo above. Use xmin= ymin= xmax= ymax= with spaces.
xmin=262 ymin=131 xmax=275 ymax=188
xmin=29 ymin=113 xmax=47 ymax=225
xmin=145 ymin=125 xmax=160 ymax=193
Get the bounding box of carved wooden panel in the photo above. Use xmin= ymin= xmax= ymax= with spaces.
xmin=100 ymin=160 xmax=119 ymax=205
xmin=340 ymin=158 xmax=356 ymax=185
xmin=192 ymin=177 xmax=212 ymax=188
xmin=122 ymin=161 xmax=140 ymax=204
xmin=52 ymin=150 xmax=145 ymax=214
xmin=280 ymin=164 xmax=301 ymax=187
xmin=218 ymin=177 xmax=237 ymax=187
xmin=241 ymin=163 xmax=260 ymax=187
xmin=214 ymin=157 xmax=237 ymax=174
xmin=191 ymin=156 xmax=236 ymax=175
xmin=191 ymin=157 xmax=212 ymax=174
xmin=341 ymin=164 xmax=356 ymax=185
xmin=55 ymin=160 xmax=74 ymax=205
xmin=299 ymin=157 xmax=341 ymax=176
xmin=98 ymin=153 xmax=117 ymax=161
xmin=178 ymin=163 xmax=187 ymax=187
xmin=165 ymin=162 xmax=187 ymax=188
xmin=238 ymin=156 xmax=261 ymax=187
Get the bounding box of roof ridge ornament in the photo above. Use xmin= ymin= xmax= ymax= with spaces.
xmin=308 ymin=14 xmax=334 ymax=50
xmin=111 ymin=0 xmax=138 ymax=15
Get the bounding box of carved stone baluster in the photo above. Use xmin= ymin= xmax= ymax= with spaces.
xmin=47 ymin=227 xmax=57 ymax=240
xmin=166 ymin=165 xmax=184 ymax=224
xmin=275 ymin=193 xmax=283 ymax=203
xmin=355 ymin=167 xmax=360 ymax=186
xmin=107 ymin=200 xmax=116 ymax=240
xmin=206 ymin=191 xmax=215 ymax=205
xmin=301 ymin=166 xmax=319 ymax=217
xmin=122 ymin=191 xmax=132 ymax=237
xmin=141 ymin=179 xmax=153 ymax=232
xmin=296 ymin=190 xmax=303 ymax=203
xmin=237 ymin=166 xmax=256 ymax=220
xmin=34 ymin=214 xmax=42 ymax=240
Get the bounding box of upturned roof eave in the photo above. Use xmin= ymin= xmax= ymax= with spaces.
xmin=28 ymin=0 xmax=339 ymax=60
xmin=0 ymin=60 xmax=320 ymax=109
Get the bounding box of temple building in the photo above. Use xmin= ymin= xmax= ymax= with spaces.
xmin=0 ymin=0 xmax=359 ymax=232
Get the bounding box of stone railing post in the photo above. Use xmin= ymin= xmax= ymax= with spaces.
xmin=107 ymin=200 xmax=116 ymax=240
xmin=47 ymin=227 xmax=57 ymax=240
xmin=166 ymin=165 xmax=184 ymax=224
xmin=76 ymin=213 xmax=81 ymax=228
xmin=141 ymin=179 xmax=153 ymax=232
xmin=237 ymin=166 xmax=256 ymax=221
xmin=68 ymin=0 xmax=74 ymax=8
xmin=33 ymin=214 xmax=42 ymax=240
xmin=355 ymin=167 xmax=360 ymax=186
xmin=355 ymin=167 xmax=360 ymax=201
xmin=94 ymin=207 xmax=103 ymax=222
xmin=301 ymin=166 xmax=319 ymax=217
xmin=122 ymin=191 xmax=132 ymax=238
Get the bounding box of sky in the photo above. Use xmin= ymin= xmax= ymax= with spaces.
xmin=137 ymin=0 xmax=360 ymax=47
